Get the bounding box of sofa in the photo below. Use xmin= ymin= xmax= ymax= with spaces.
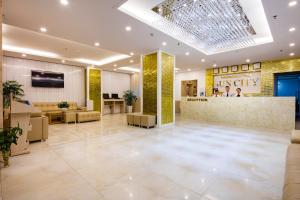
xmin=33 ymin=102 xmax=86 ymax=114
xmin=28 ymin=111 xmax=49 ymax=142
xmin=282 ymin=130 xmax=300 ymax=200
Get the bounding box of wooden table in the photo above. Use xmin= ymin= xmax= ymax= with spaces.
xmin=46 ymin=111 xmax=63 ymax=124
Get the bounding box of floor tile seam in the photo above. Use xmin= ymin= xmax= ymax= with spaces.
xmin=49 ymin=147 xmax=105 ymax=200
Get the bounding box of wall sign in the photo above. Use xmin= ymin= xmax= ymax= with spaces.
xmin=214 ymin=72 xmax=261 ymax=94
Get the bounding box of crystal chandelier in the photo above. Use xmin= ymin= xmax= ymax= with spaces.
xmin=152 ymin=0 xmax=257 ymax=53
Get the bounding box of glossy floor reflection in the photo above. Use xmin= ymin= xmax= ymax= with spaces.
xmin=1 ymin=114 xmax=289 ymax=200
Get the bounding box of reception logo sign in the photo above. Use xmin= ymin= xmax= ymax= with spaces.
xmin=214 ymin=72 xmax=261 ymax=93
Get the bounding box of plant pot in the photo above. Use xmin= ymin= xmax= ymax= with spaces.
xmin=2 ymin=151 xmax=10 ymax=167
xmin=127 ymin=106 xmax=133 ymax=113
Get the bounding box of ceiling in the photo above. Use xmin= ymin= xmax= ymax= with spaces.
xmin=2 ymin=0 xmax=300 ymax=73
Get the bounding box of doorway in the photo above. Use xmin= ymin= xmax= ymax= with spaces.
xmin=275 ymin=72 xmax=300 ymax=128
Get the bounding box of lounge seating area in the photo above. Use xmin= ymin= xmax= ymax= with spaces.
xmin=283 ymin=130 xmax=300 ymax=200
xmin=32 ymin=102 xmax=101 ymax=124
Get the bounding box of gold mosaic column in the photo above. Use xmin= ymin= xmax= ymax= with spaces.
xmin=142 ymin=50 xmax=175 ymax=126
xmin=87 ymin=67 xmax=101 ymax=112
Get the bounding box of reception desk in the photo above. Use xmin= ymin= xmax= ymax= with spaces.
xmin=181 ymin=97 xmax=295 ymax=131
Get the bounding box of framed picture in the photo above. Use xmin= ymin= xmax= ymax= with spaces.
xmin=213 ymin=68 xmax=219 ymax=74
xmin=222 ymin=66 xmax=228 ymax=73
xmin=242 ymin=64 xmax=249 ymax=71
xmin=253 ymin=62 xmax=261 ymax=70
xmin=231 ymin=65 xmax=238 ymax=72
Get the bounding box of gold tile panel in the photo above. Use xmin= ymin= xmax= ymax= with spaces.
xmin=143 ymin=53 xmax=157 ymax=115
xmin=161 ymin=52 xmax=174 ymax=124
xmin=89 ymin=69 xmax=101 ymax=111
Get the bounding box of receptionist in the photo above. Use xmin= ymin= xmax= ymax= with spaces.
xmin=213 ymin=88 xmax=220 ymax=97
xmin=235 ymin=88 xmax=244 ymax=97
xmin=222 ymin=86 xmax=233 ymax=97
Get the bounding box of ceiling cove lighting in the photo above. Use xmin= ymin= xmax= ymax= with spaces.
xmin=3 ymin=45 xmax=59 ymax=58
xmin=119 ymin=0 xmax=273 ymax=55
xmin=289 ymin=1 xmax=298 ymax=7
xmin=118 ymin=66 xmax=140 ymax=72
xmin=289 ymin=27 xmax=296 ymax=32
xmin=60 ymin=0 xmax=69 ymax=5
xmin=76 ymin=54 xmax=130 ymax=66
xmin=40 ymin=27 xmax=47 ymax=32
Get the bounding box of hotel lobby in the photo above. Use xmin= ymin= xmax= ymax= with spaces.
xmin=0 ymin=0 xmax=300 ymax=200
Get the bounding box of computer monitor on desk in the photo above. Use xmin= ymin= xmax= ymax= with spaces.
xmin=103 ymin=93 xmax=110 ymax=99
xmin=112 ymin=93 xmax=120 ymax=99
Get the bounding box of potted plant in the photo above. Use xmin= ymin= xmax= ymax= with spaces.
xmin=123 ymin=90 xmax=137 ymax=113
xmin=58 ymin=101 xmax=70 ymax=111
xmin=3 ymin=81 xmax=24 ymax=108
xmin=0 ymin=126 xmax=22 ymax=167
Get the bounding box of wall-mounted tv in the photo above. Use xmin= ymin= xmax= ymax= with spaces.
xmin=31 ymin=70 xmax=64 ymax=88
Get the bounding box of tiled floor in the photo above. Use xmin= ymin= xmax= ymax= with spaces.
xmin=1 ymin=114 xmax=290 ymax=200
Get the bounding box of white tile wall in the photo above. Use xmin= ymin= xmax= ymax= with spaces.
xmin=102 ymin=70 xmax=130 ymax=98
xmin=3 ymin=57 xmax=85 ymax=106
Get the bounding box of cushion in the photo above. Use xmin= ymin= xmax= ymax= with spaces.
xmin=291 ymin=130 xmax=300 ymax=144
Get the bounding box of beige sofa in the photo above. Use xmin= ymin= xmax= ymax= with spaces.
xmin=77 ymin=111 xmax=100 ymax=123
xmin=28 ymin=112 xmax=49 ymax=142
xmin=282 ymin=130 xmax=300 ymax=200
xmin=33 ymin=102 xmax=86 ymax=114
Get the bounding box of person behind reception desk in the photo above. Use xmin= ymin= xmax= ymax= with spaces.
xmin=222 ymin=86 xmax=233 ymax=97
xmin=234 ymin=88 xmax=244 ymax=97
xmin=212 ymin=88 xmax=220 ymax=97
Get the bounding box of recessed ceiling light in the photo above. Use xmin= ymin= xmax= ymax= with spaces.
xmin=22 ymin=53 xmax=27 ymax=57
xmin=60 ymin=0 xmax=69 ymax=5
xmin=40 ymin=27 xmax=47 ymax=32
xmin=113 ymin=64 xmax=118 ymax=67
xmin=246 ymin=59 xmax=250 ymax=63
xmin=185 ymin=52 xmax=190 ymax=56
xmin=289 ymin=1 xmax=298 ymax=7
xmin=94 ymin=42 xmax=100 ymax=47
xmin=162 ymin=42 xmax=167 ymax=46
xmin=201 ymin=59 xmax=205 ymax=62
xmin=175 ymin=67 xmax=180 ymax=70
xmin=213 ymin=64 xmax=217 ymax=67
xmin=130 ymin=60 xmax=134 ymax=63
xmin=130 ymin=52 xmax=134 ymax=56
xmin=62 ymin=60 xmax=65 ymax=63
xmin=290 ymin=52 xmax=295 ymax=56
xmin=113 ymin=69 xmax=117 ymax=71
xmin=187 ymin=68 xmax=191 ymax=71
xmin=289 ymin=43 xmax=295 ymax=47
xmin=125 ymin=26 xmax=132 ymax=31
xmin=289 ymin=27 xmax=296 ymax=32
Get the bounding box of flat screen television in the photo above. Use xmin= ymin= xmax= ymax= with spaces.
xmin=31 ymin=70 xmax=64 ymax=88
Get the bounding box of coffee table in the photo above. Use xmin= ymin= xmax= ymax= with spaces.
xmin=46 ymin=111 xmax=63 ymax=124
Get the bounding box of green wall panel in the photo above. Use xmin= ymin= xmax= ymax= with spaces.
xmin=89 ymin=69 xmax=101 ymax=111
xmin=161 ymin=52 xmax=174 ymax=124
xmin=143 ymin=53 xmax=157 ymax=115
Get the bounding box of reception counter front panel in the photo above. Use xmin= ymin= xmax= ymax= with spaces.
xmin=181 ymin=97 xmax=295 ymax=131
